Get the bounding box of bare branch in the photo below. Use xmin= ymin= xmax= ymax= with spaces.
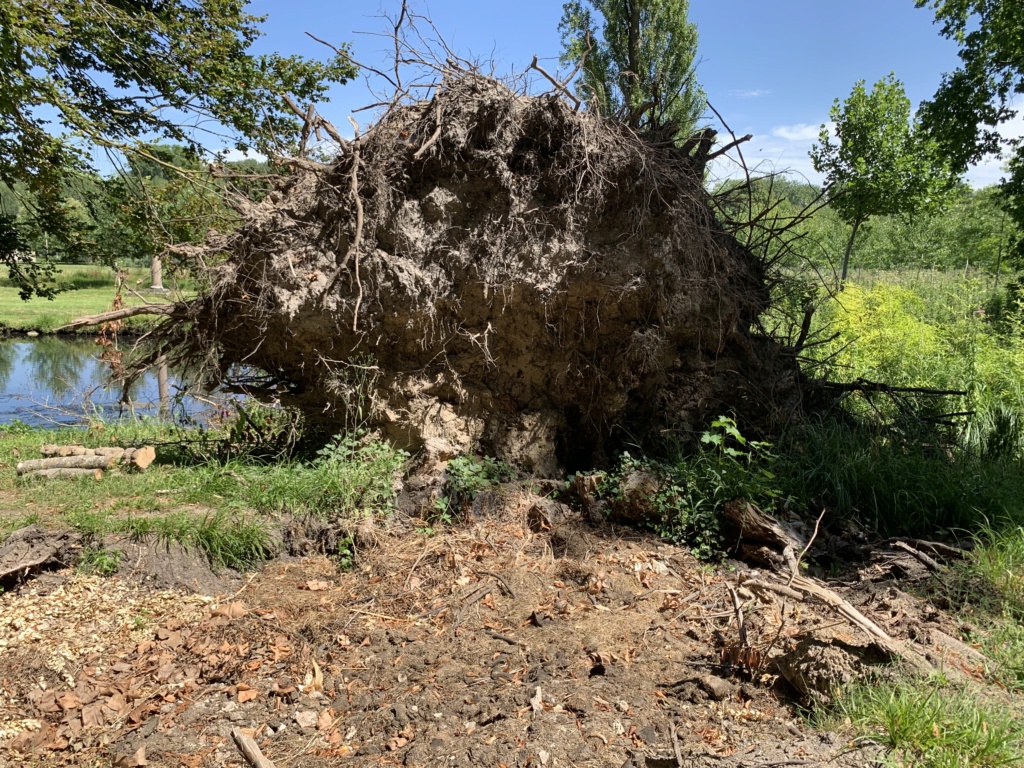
xmin=60 ymin=302 xmax=190 ymax=331
xmin=529 ymin=56 xmax=580 ymax=109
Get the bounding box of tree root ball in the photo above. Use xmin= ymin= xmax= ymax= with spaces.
xmin=171 ymin=74 xmax=805 ymax=474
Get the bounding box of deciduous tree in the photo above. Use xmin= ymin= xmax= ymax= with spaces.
xmin=0 ymin=0 xmax=355 ymax=296
xmin=916 ymin=0 xmax=1024 ymax=257
xmin=810 ymin=74 xmax=955 ymax=283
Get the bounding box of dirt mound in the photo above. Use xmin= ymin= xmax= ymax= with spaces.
xmin=162 ymin=73 xmax=803 ymax=472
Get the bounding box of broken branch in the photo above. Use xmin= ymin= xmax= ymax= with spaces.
xmin=529 ymin=56 xmax=581 ymax=109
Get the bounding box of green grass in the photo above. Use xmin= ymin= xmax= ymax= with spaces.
xmin=77 ymin=544 xmax=123 ymax=576
xmin=774 ymin=419 xmax=1024 ymax=538
xmin=0 ymin=419 xmax=407 ymax=569
xmin=820 ymin=680 xmax=1024 ymax=767
xmin=919 ymin=527 xmax=1024 ymax=690
xmin=0 ymin=264 xmax=179 ymax=333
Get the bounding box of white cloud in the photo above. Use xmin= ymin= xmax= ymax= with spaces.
xmin=771 ymin=123 xmax=823 ymax=142
xmin=728 ymin=89 xmax=772 ymax=99
xmin=218 ymin=147 xmax=267 ymax=163
xmin=707 ymin=135 xmax=823 ymax=186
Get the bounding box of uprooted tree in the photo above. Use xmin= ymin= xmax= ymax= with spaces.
xmin=78 ymin=51 xmax=810 ymax=476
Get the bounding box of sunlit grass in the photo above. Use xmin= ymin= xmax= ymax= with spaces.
xmin=0 ymin=264 xmax=181 ymax=333
xmin=820 ymin=680 xmax=1024 ymax=767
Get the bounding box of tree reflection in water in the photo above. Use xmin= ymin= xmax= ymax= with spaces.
xmin=0 ymin=336 xmax=215 ymax=425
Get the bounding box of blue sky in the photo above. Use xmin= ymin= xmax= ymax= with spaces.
xmin=243 ymin=0 xmax=1019 ymax=186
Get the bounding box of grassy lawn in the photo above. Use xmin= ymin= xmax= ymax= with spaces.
xmin=0 ymin=264 xmax=178 ymax=333
xmin=0 ymin=418 xmax=406 ymax=568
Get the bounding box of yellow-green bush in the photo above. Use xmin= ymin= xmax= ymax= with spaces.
xmin=811 ymin=278 xmax=1024 ymax=457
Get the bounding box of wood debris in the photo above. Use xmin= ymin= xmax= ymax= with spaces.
xmin=17 ymin=445 xmax=157 ymax=479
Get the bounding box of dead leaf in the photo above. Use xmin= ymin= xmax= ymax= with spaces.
xmin=317 ymin=708 xmax=335 ymax=731
xmin=82 ymin=702 xmax=106 ymax=728
xmin=299 ymin=580 xmax=332 ymax=591
xmin=212 ymin=602 xmax=248 ymax=619
xmin=238 ymin=689 xmax=259 ymax=704
xmin=113 ymin=746 xmax=147 ymax=767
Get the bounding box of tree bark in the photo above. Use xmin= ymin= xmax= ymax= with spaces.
xmin=157 ymin=356 xmax=170 ymax=417
xmin=151 ymin=254 xmax=166 ymax=292
xmin=17 ymin=456 xmax=115 ymax=474
xmin=840 ymin=216 xmax=863 ymax=287
xmin=22 ymin=468 xmax=104 ymax=480
xmin=626 ymin=0 xmax=640 ymax=126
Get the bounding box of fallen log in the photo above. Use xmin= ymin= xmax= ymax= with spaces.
xmin=722 ymin=500 xmax=806 ymax=552
xmin=22 ymin=468 xmax=104 ymax=480
xmin=17 ymin=456 xmax=114 ymax=474
xmin=29 ymin=445 xmax=157 ymax=473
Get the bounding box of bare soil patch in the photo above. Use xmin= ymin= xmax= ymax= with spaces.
xmin=0 ymin=493 xmax=1000 ymax=768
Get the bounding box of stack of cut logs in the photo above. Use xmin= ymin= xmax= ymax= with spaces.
xmin=16 ymin=444 xmax=157 ymax=480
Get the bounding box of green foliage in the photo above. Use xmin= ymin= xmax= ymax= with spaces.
xmin=810 ymin=74 xmax=956 ymax=281
xmin=559 ymin=0 xmax=705 ymax=140
xmin=808 ymin=276 xmax=1024 ymax=459
xmin=775 ymin=419 xmax=1024 ymax=537
xmin=601 ymin=417 xmax=784 ymax=559
xmin=821 ymin=679 xmax=1024 ymax=767
xmin=917 ymin=0 xmax=1024 ymax=260
xmin=77 ymin=545 xmax=122 ymax=576
xmin=436 ymin=455 xmax=517 ymax=521
xmin=0 ymin=0 xmax=356 ymax=297
xmin=333 ymin=535 xmax=356 ymax=573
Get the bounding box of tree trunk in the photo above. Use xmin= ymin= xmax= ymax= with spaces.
xmin=151 ymin=254 xmax=166 ymax=292
xmin=625 ymin=0 xmax=640 ymax=125
xmin=840 ymin=216 xmax=863 ymax=289
xmin=157 ymin=356 xmax=170 ymax=417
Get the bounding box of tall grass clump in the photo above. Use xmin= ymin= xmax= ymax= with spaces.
xmin=775 ymin=418 xmax=1024 ymax=537
xmin=820 ymin=679 xmax=1024 ymax=767
xmin=182 ymin=433 xmax=407 ymax=520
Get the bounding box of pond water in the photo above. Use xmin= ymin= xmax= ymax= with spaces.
xmin=0 ymin=336 xmax=221 ymax=426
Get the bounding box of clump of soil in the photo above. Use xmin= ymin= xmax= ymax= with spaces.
xmin=162 ymin=73 xmax=804 ymax=473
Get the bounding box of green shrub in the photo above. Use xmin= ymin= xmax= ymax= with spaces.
xmin=433 ymin=454 xmax=516 ymax=522
xmin=601 ymin=417 xmax=785 ymax=559
xmin=77 ymin=545 xmax=123 ymax=576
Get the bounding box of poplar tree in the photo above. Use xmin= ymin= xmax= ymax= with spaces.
xmin=559 ymin=0 xmax=705 ymax=141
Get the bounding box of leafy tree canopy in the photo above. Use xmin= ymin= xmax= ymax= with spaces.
xmin=559 ymin=0 xmax=705 ymax=141
xmin=0 ymin=0 xmax=356 ymax=296
xmin=916 ymin=0 xmax=1023 ymax=171
xmin=917 ymin=1 xmax=1024 ymax=257
xmin=810 ymin=74 xmax=956 ymax=281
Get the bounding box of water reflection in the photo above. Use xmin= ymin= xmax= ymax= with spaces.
xmin=0 ymin=336 xmax=217 ymax=426
xmin=23 ymin=337 xmax=83 ymax=398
